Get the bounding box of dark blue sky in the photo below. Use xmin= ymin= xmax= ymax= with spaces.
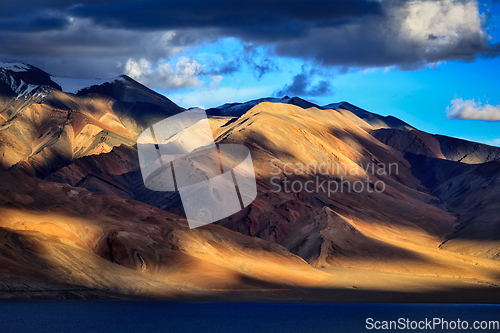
xmin=1 ymin=0 xmax=499 ymax=145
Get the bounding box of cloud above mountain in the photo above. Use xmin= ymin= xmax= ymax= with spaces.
xmin=275 ymin=71 xmax=333 ymax=97
xmin=0 ymin=0 xmax=498 ymax=90
xmin=125 ymin=57 xmax=205 ymax=90
xmin=447 ymin=98 xmax=500 ymax=121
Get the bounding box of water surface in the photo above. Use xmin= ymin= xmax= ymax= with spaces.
xmin=0 ymin=302 xmax=498 ymax=332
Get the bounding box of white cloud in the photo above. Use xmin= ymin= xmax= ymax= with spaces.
xmin=125 ymin=57 xmax=204 ymax=91
xmin=446 ymin=98 xmax=500 ymax=121
xmin=400 ymin=0 xmax=486 ymax=54
xmin=207 ymin=75 xmax=223 ymax=90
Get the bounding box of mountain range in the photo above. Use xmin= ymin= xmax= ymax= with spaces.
xmin=0 ymin=62 xmax=498 ymax=302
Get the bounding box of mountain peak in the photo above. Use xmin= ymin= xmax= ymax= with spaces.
xmin=205 ymin=95 xmax=324 ymax=117
xmin=324 ymin=101 xmax=415 ymax=131
xmin=0 ymin=62 xmax=33 ymax=73
xmin=50 ymin=75 xmax=125 ymax=94
xmin=0 ymin=62 xmax=58 ymax=99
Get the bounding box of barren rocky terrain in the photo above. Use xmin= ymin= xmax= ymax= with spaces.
xmin=0 ymin=63 xmax=498 ymax=302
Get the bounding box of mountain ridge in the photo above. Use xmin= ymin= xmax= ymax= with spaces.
xmin=0 ymin=62 xmax=183 ymax=177
xmin=0 ymin=62 xmax=498 ymax=301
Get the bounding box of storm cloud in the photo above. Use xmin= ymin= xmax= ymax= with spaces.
xmin=0 ymin=0 xmax=498 ymax=89
xmin=275 ymin=71 xmax=333 ymax=97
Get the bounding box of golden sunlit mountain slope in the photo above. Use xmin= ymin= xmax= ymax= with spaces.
xmin=0 ymin=64 xmax=183 ymax=177
xmin=20 ymin=102 xmax=498 ymax=301
xmin=0 ymin=63 xmax=498 ymax=301
xmin=210 ymin=104 xmax=499 ymax=275
xmin=0 ymin=170 xmax=335 ymax=299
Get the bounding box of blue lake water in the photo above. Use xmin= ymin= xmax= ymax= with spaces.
xmin=0 ymin=302 xmax=498 ymax=332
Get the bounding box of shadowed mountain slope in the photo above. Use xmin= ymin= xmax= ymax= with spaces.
xmin=404 ymin=154 xmax=500 ymax=260
xmin=324 ymin=102 xmax=415 ymax=131
xmin=46 ymin=102 xmax=500 ymax=278
xmin=0 ymin=63 xmax=498 ymax=300
xmin=373 ymin=128 xmax=500 ymax=164
xmin=206 ymin=96 xmax=322 ymax=117
xmin=0 ymin=63 xmax=183 ymax=178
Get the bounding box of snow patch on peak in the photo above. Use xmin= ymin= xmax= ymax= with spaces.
xmin=0 ymin=62 xmax=32 ymax=72
xmin=14 ymin=80 xmax=39 ymax=100
xmin=51 ymin=76 xmax=124 ymax=94
xmin=0 ymin=69 xmax=40 ymax=99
